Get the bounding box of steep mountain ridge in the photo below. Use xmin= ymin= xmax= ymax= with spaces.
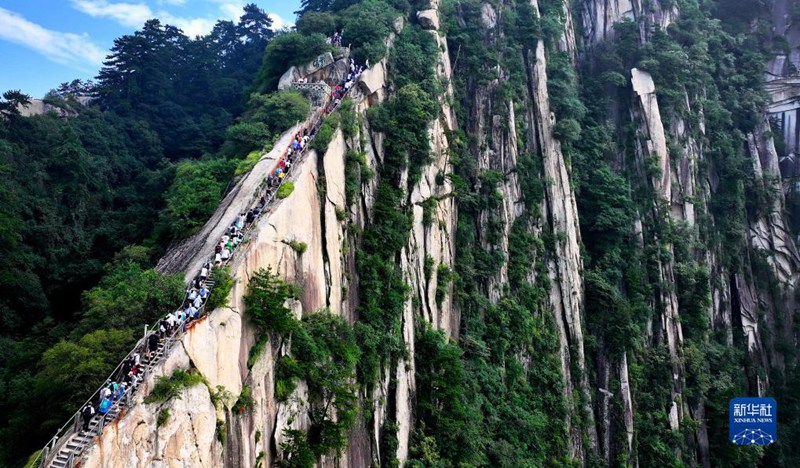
xmin=58 ymin=0 xmax=800 ymax=466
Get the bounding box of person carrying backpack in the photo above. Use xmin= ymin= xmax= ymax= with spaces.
xmin=98 ymin=397 xmax=113 ymax=421
xmin=81 ymin=404 xmax=95 ymax=432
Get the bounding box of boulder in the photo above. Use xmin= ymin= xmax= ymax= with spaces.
xmin=358 ymin=62 xmax=387 ymax=96
xmin=393 ymin=16 xmax=405 ymax=33
xmin=299 ymin=51 xmax=334 ymax=76
xmin=480 ymin=3 xmax=497 ymax=29
xmin=278 ymin=66 xmax=298 ymax=90
xmin=417 ymin=9 xmax=440 ymax=30
xmin=312 ymin=58 xmax=350 ymax=85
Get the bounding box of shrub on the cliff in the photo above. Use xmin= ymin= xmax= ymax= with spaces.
xmin=248 ymin=90 xmax=310 ymax=135
xmin=277 ymin=182 xmax=295 ymax=199
xmin=205 ymin=266 xmax=234 ymax=311
xmin=282 ymin=239 xmax=308 ymax=255
xmin=309 ymin=113 xmax=339 ymax=154
xmin=552 ymin=118 xmax=581 ymax=144
xmin=145 ymin=369 xmax=207 ymax=404
xmin=295 ymin=11 xmax=336 ymax=36
xmin=435 ymin=264 xmax=454 ymax=307
xmin=244 ymin=267 xmax=300 ymax=334
xmin=216 ymin=420 xmax=227 ymax=445
xmin=232 ymin=385 xmax=255 ymax=414
xmin=278 ymin=312 xmax=360 ymax=460
xmin=157 ymin=409 xmax=170 ymax=427
xmin=340 ymin=0 xmax=399 ymax=64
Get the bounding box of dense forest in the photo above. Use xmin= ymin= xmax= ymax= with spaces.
xmin=2 ymin=0 xmax=800 ymax=466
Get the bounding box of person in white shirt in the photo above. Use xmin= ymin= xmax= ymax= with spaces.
xmin=167 ymin=311 xmax=177 ymax=329
xmin=221 ymin=248 xmax=231 ymax=261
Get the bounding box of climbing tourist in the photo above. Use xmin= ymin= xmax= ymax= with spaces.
xmin=121 ymin=356 xmax=133 ymax=379
xmin=128 ymin=368 xmax=141 ymax=388
xmin=81 ymin=404 xmax=95 ymax=432
xmin=98 ymin=396 xmax=113 ymax=418
xmin=100 ymin=383 xmax=112 ymax=402
xmin=147 ymin=332 xmax=159 ymax=359
xmin=114 ymin=382 xmax=126 ymax=401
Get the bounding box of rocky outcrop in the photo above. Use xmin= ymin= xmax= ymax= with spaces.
xmin=528 ymin=35 xmax=597 ymax=457
xmin=580 ymin=0 xmax=677 ymax=45
xmin=630 ymin=67 xmax=686 ymax=435
xmin=278 ymin=52 xmax=336 ymax=89
xmin=417 ymin=9 xmax=440 ymax=30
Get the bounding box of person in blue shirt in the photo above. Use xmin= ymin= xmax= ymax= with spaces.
xmin=98 ymin=397 xmax=113 ymax=416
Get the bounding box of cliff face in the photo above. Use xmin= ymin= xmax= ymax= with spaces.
xmin=80 ymin=0 xmax=800 ymax=466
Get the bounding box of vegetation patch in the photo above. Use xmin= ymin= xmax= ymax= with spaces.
xmin=244 ymin=267 xmax=300 ymax=335
xmin=434 ymin=264 xmax=454 ymax=307
xmin=310 ymin=113 xmax=340 ymax=154
xmin=232 ymin=385 xmax=255 ymax=414
xmin=282 ymin=239 xmax=308 ymax=255
xmin=144 ymin=369 xmax=207 ymax=404
xmin=277 ymin=182 xmax=295 ymax=199
xmin=247 ymin=335 xmax=269 ymax=370
xmin=235 ymin=151 xmax=263 ymax=176
xmin=205 ymin=266 xmax=234 ymax=311
xmin=277 ymin=312 xmax=361 ymax=463
xmin=157 ymin=409 xmax=170 ymax=428
xmin=216 ymin=419 xmax=227 ymax=445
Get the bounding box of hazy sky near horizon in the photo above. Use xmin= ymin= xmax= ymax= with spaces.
xmin=0 ymin=0 xmax=300 ymax=98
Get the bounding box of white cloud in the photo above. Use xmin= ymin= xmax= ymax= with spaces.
xmin=269 ymin=13 xmax=292 ymax=30
xmin=159 ymin=14 xmax=216 ymax=37
xmin=209 ymin=1 xmax=294 ymax=28
xmin=217 ymin=1 xmax=245 ymax=21
xmin=70 ymin=0 xmax=153 ymax=28
xmin=70 ymin=0 xmax=292 ymax=38
xmin=71 ymin=0 xmax=234 ymax=36
xmin=0 ymin=7 xmax=106 ymax=68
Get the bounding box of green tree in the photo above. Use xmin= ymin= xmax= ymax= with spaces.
xmin=163 ymin=158 xmax=236 ymax=238
xmin=340 ymin=0 xmax=399 ymax=64
xmin=244 ymin=267 xmax=300 ymax=334
xmin=35 ymin=329 xmax=135 ymax=428
xmin=79 ymin=260 xmax=184 ymax=332
xmin=247 ymin=90 xmax=310 ymax=134
xmin=295 ymin=11 xmax=337 ymax=36
xmin=255 ymin=32 xmax=332 ymax=92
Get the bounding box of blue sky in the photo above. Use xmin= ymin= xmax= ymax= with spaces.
xmin=0 ymin=0 xmax=300 ymax=98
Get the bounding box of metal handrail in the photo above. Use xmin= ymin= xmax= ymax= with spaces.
xmin=33 ymin=66 xmax=360 ymax=468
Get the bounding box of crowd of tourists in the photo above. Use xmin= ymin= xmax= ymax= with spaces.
xmin=327 ymin=31 xmax=343 ymax=47
xmin=73 ymin=57 xmax=362 ymax=441
xmin=327 ymin=60 xmax=364 ymax=115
